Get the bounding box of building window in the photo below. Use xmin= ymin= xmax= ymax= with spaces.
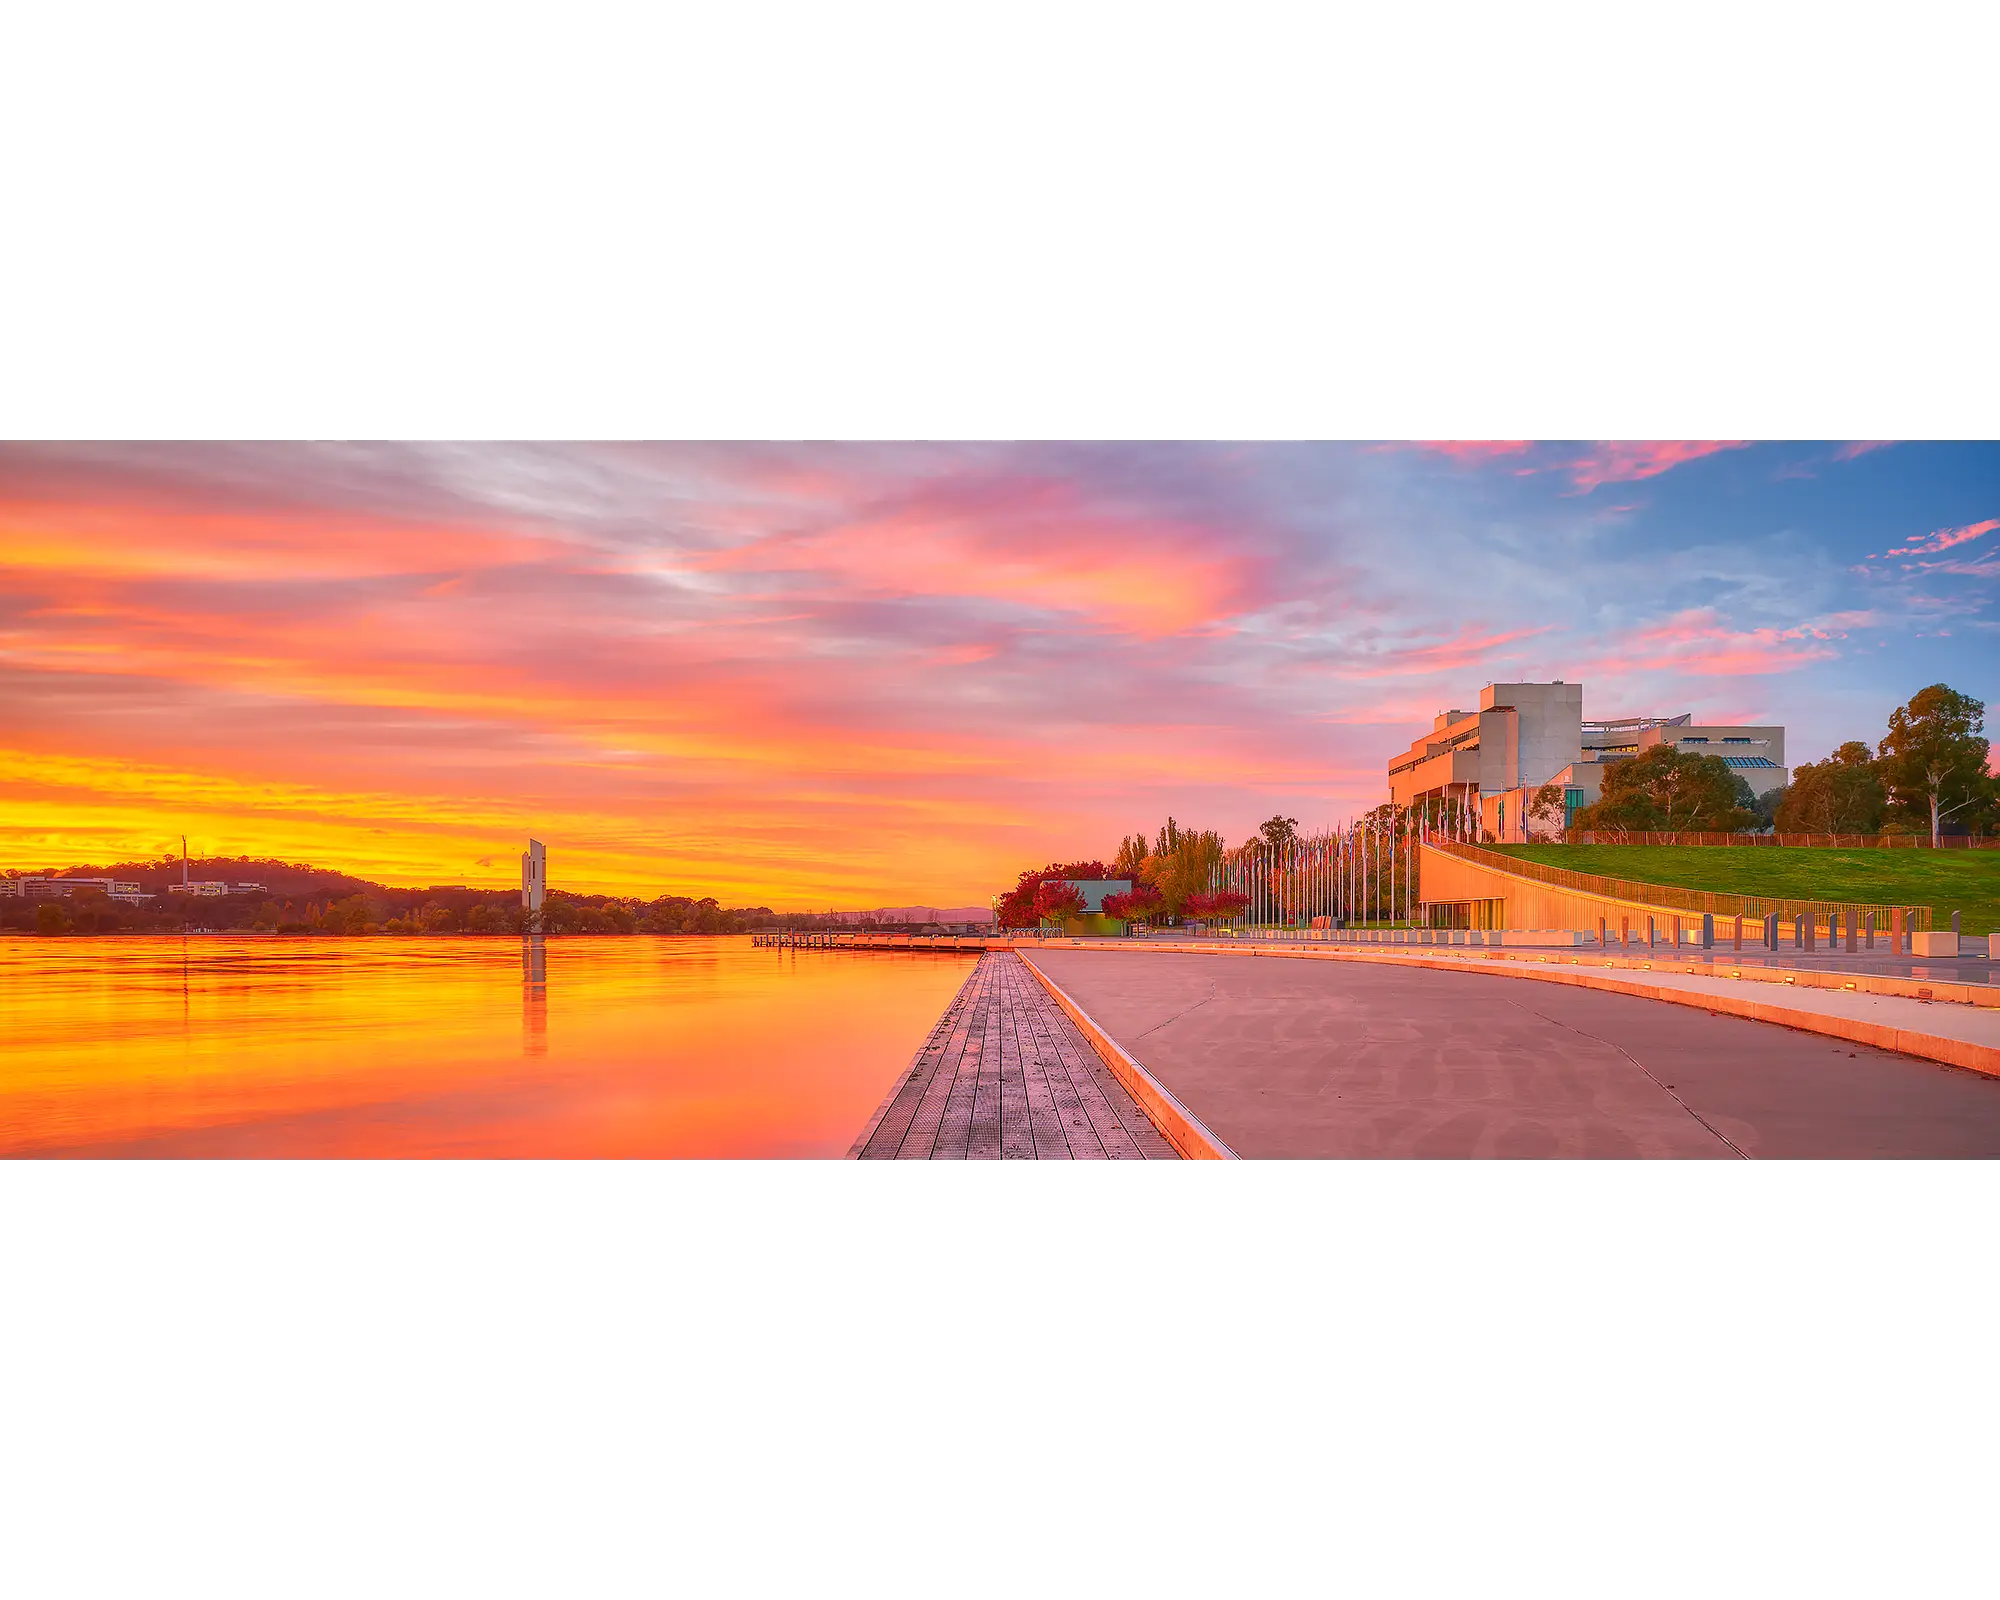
xmin=1681 ymin=736 xmax=1708 ymax=744
xmin=1724 ymin=736 xmax=1752 ymax=744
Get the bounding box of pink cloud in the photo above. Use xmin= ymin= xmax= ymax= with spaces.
xmin=1336 ymin=623 xmax=1555 ymax=679
xmin=1397 ymin=440 xmax=1750 ymax=493
xmin=1578 ymin=608 xmax=1840 ymax=678
xmin=1561 ymin=442 xmax=1750 ymax=492
xmin=693 ymin=474 xmax=1267 ymax=637
xmin=1407 ymin=441 xmax=1534 ymax=460
xmin=1878 ymin=518 xmax=1999 ymax=559
xmin=1834 ymin=441 xmax=1896 ymax=460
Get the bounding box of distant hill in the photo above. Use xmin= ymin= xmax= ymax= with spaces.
xmin=824 ymin=905 xmax=995 ymax=925
xmin=27 ymin=856 xmax=389 ymax=900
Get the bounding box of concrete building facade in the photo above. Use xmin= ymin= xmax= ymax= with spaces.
xmin=1387 ymin=681 xmax=1788 ymax=842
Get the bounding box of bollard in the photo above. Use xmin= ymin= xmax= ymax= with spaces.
xmin=1703 ymin=913 xmax=1714 ymax=949
xmin=1805 ymin=916 xmax=1816 ymax=952
xmin=1829 ymin=910 xmax=1840 ymax=948
xmin=1733 ymin=914 xmax=1743 ymax=952
xmin=1953 ymin=910 xmax=1962 ymax=945
xmin=1621 ymin=916 xmax=1630 ymax=951
xmin=1892 ymin=906 xmax=1905 ymax=953
xmin=1599 ymin=916 xmax=1607 ymax=949
xmin=1647 ymin=916 xmax=1656 ymax=949
xmin=1866 ymin=911 xmax=1875 ymax=950
xmin=1846 ymin=913 xmax=1856 ymax=953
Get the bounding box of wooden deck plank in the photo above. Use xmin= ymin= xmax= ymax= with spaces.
xmin=853 ymin=951 xmax=1177 ymax=1160
xmin=1017 ymin=972 xmax=1101 ymax=1158
xmin=890 ymin=956 xmax=987 ymax=1158
xmin=997 ymin=959 xmax=1042 ymax=1159
xmin=1040 ymin=1002 xmax=1148 ymax=1159
xmin=857 ymin=958 xmax=982 ymax=1159
xmin=963 ymin=962 xmax=1005 ymax=1159
xmin=930 ymin=961 xmax=992 ymax=1159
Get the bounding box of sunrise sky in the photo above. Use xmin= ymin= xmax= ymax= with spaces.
xmin=2 ymin=440 xmax=1993 ymax=907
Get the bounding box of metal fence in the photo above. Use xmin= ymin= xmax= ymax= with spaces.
xmin=1569 ymin=831 xmax=1995 ymax=849
xmin=1430 ymin=839 xmax=1933 ymax=931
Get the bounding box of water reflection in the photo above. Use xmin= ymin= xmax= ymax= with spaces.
xmin=523 ymin=935 xmax=547 ymax=1056
xmin=0 ymin=935 xmax=974 ymax=1158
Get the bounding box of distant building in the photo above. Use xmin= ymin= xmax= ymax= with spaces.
xmin=3 ymin=876 xmax=151 ymax=903
xmin=168 ymin=880 xmax=263 ymax=898
xmin=1061 ymin=879 xmax=1132 ymax=913
xmin=1387 ymin=681 xmax=1788 ymax=842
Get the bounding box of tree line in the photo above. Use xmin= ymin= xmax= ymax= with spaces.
xmin=996 ymin=815 xmax=1309 ymax=928
xmin=1 ymin=859 xmax=775 ymax=937
xmin=1563 ymin=683 xmax=1992 ymax=844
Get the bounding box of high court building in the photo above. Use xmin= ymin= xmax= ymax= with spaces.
xmin=1387 ymin=682 xmax=1787 ymax=840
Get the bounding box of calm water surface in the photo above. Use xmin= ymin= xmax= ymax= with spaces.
xmin=0 ymin=936 xmax=975 ymax=1157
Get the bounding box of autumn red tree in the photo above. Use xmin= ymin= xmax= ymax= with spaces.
xmin=1184 ymin=890 xmax=1248 ymax=922
xmin=1101 ymin=883 xmax=1164 ymax=923
xmin=1029 ymin=880 xmax=1086 ymax=924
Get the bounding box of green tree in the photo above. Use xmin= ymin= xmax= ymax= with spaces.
xmin=321 ymin=894 xmax=375 ymax=935
xmin=1744 ymin=779 xmax=1783 ymax=830
xmin=1257 ymin=814 xmax=1300 ymax=852
xmin=1877 ymin=684 xmax=1991 ymax=845
xmin=1572 ymin=745 xmax=1753 ymax=834
xmin=1150 ymin=828 xmax=1226 ymax=918
xmin=1110 ymin=833 xmax=1149 ymax=882
xmin=1523 ymin=783 xmax=1567 ymax=842
xmin=35 ymin=901 xmax=68 ymax=935
xmin=1776 ymin=741 xmax=1887 ymax=835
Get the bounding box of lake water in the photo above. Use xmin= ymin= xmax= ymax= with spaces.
xmin=0 ymin=936 xmax=976 ymax=1157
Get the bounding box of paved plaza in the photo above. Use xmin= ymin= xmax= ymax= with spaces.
xmin=1027 ymin=949 xmax=2000 ymax=1158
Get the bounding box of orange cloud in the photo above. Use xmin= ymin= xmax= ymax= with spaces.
xmin=694 ymin=484 xmax=1259 ymax=637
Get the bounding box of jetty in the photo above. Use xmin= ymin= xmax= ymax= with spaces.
xmin=849 ymin=951 xmax=1180 ymax=1159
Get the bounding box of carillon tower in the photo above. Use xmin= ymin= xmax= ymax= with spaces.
xmin=521 ymin=839 xmax=547 ymax=924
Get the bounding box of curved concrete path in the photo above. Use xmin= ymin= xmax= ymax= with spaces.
xmin=1028 ymin=949 xmax=2000 ymax=1159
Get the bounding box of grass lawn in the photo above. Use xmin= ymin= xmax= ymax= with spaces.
xmin=1491 ymin=844 xmax=2000 ymax=934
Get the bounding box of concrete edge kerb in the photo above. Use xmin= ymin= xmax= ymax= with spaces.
xmin=846 ymin=953 xmax=986 ymax=1159
xmin=1035 ymin=941 xmax=2000 ymax=1083
xmin=1016 ymin=950 xmax=1238 ymax=1160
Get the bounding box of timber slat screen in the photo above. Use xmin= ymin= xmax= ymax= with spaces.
xmin=1433 ymin=840 xmax=1932 ymax=931
xmin=855 ymin=952 xmax=1177 ymax=1160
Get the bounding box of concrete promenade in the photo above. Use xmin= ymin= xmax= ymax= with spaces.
xmin=850 ymin=951 xmax=1178 ymax=1159
xmin=1025 ymin=948 xmax=2000 ymax=1158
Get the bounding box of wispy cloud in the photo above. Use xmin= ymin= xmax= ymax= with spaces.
xmin=1398 ymin=439 xmax=1749 ymax=492
xmin=1576 ymin=608 xmax=1842 ymax=679
xmin=1834 ymin=440 xmax=1897 ymax=461
xmin=0 ymin=441 xmax=1989 ymax=896
xmin=1875 ymin=517 xmax=1999 ymax=560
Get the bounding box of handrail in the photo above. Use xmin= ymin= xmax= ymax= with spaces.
xmin=1570 ymin=831 xmax=1996 ymax=849
xmin=1425 ymin=839 xmax=1932 ymax=931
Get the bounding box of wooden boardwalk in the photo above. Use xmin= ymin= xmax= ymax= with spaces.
xmin=851 ymin=952 xmax=1179 ymax=1159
